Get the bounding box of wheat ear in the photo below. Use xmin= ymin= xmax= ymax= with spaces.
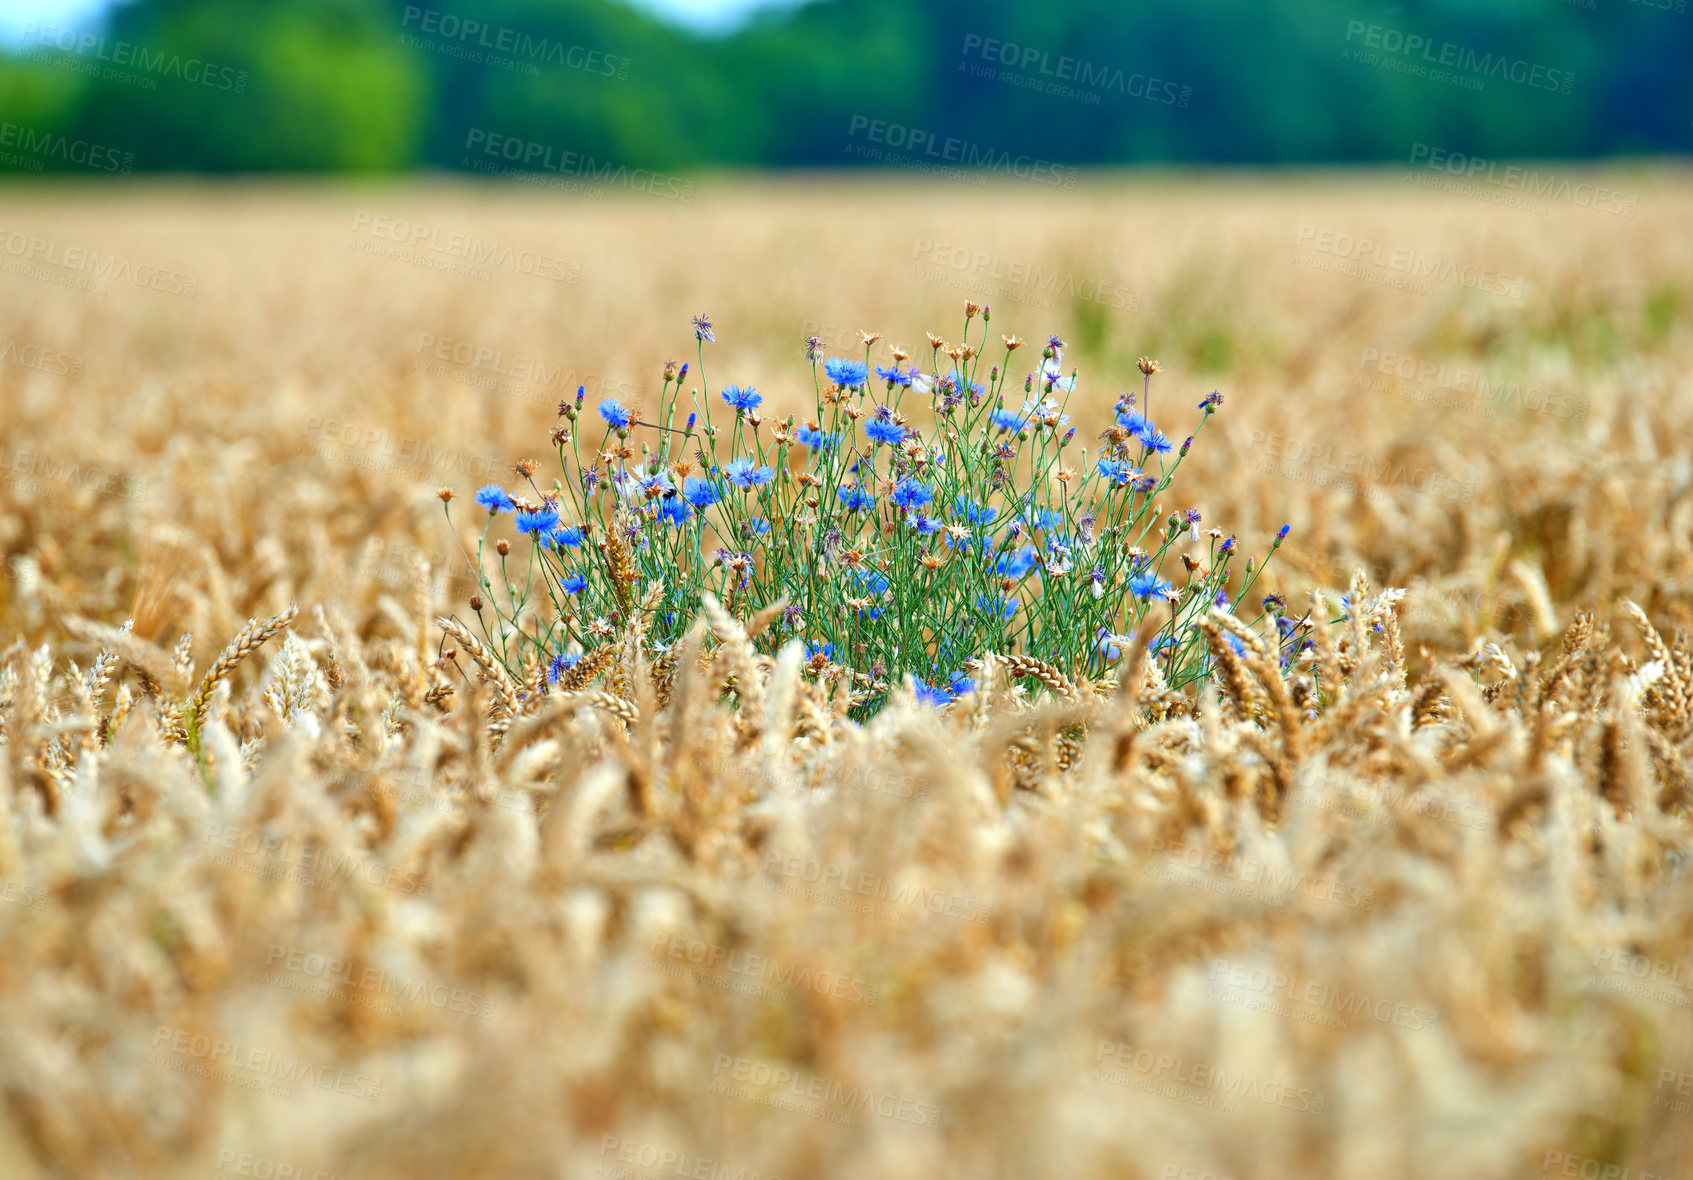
xmin=187 ymin=605 xmax=298 ymax=734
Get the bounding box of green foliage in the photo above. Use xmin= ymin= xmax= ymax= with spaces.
xmin=0 ymin=0 xmax=1686 ymax=174
xmin=451 ymin=315 xmax=1295 ymax=714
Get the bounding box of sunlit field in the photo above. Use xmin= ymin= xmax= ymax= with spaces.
xmin=3 ymin=169 xmax=1693 ymax=1178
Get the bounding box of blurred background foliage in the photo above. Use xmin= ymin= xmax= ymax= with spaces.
xmin=1 ymin=0 xmax=1689 ymax=173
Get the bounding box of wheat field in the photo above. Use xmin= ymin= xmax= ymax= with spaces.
xmin=2 ymin=169 xmax=1692 ymax=1179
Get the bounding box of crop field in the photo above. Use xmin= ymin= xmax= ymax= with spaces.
xmin=2 ymin=169 xmax=1693 ymax=1179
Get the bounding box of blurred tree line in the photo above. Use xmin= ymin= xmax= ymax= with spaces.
xmin=0 ymin=0 xmax=1688 ymax=174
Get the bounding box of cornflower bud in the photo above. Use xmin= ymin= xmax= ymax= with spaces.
xmin=496 ymin=539 xmax=510 ymax=556
xmin=469 ymin=595 xmax=483 ymax=611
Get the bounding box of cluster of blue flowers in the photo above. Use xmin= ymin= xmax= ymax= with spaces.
xmin=445 ymin=306 xmax=1292 ymax=712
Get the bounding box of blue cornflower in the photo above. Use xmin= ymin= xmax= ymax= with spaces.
xmin=825 ymin=357 xmax=869 ymax=389
xmin=947 ymin=670 xmax=977 ymax=697
xmin=875 ymin=364 xmax=912 ymax=387
xmin=975 ymin=593 xmax=1019 ymax=620
xmin=793 ymin=424 xmax=836 ymax=450
xmin=837 ymin=484 xmax=874 ymax=512
xmin=1040 ymin=359 xmax=1076 ymax=393
xmin=725 ymin=457 xmax=774 ymax=489
xmin=851 ymin=567 xmax=891 ymax=596
xmin=682 ymin=476 xmax=719 ymax=508
xmin=914 ymin=679 xmax=953 ymax=707
xmin=953 ymin=497 xmax=993 ymax=526
xmin=515 ymin=508 xmax=559 ymax=536
xmin=805 ymin=640 xmax=835 ymax=661
xmin=910 ymin=514 xmax=943 ymax=536
xmin=1129 ymin=570 xmax=1175 ymax=599
xmin=474 ymin=484 xmax=515 ymax=514
xmin=992 ymin=407 xmax=1030 ymax=433
xmin=598 ymin=399 xmax=634 ymax=430
xmin=547 ymin=651 xmax=583 ymax=683
xmin=1096 ymin=629 xmax=1124 ymax=661
xmin=551 ymin=524 xmax=585 ymax=547
xmin=864 ymin=417 xmax=906 ymax=446
xmin=1214 ymin=589 xmax=1231 ymax=609
xmin=693 ymin=314 xmax=714 ymax=343
xmin=889 ymin=478 xmax=933 ymax=513
xmin=560 ymin=571 xmax=587 ymax=594
xmin=994 ymin=547 xmax=1039 ymax=579
xmin=721 ymin=385 xmax=762 ymax=413
xmin=1117 ymin=409 xmax=1149 ymax=433
xmin=1096 ymin=457 xmax=1140 ymax=486
xmin=1143 ymin=430 xmax=1172 ymax=454
xmin=1127 ymin=416 xmax=1162 ymax=447
xmin=657 ymin=499 xmax=690 ymax=526
xmin=745 ymin=516 xmax=772 ymax=536
xmin=1020 ymin=504 xmax=1062 ymax=534
xmin=1199 ymin=391 xmax=1225 ymax=412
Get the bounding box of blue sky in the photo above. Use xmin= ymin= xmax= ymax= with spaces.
xmin=4 ymin=0 xmax=813 ymax=40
